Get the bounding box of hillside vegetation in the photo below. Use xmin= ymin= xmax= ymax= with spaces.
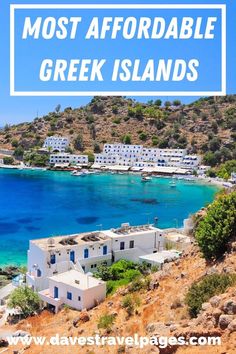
xmin=0 ymin=95 xmax=236 ymax=166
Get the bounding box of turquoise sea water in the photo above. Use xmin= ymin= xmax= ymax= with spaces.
xmin=0 ymin=169 xmax=219 ymax=267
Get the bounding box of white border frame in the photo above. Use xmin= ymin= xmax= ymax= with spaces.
xmin=10 ymin=4 xmax=226 ymax=96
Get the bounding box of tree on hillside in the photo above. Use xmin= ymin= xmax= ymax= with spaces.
xmin=164 ymin=101 xmax=171 ymax=108
xmin=122 ymin=134 xmax=131 ymax=145
xmin=8 ymin=286 xmax=41 ymax=318
xmin=3 ymin=156 xmax=14 ymax=165
xmin=55 ymin=104 xmax=61 ymax=113
xmin=74 ymin=134 xmax=84 ymax=151
xmin=195 ymin=192 xmax=236 ymax=260
xmin=154 ymin=99 xmax=162 ymax=107
xmin=173 ymin=100 xmax=181 ymax=107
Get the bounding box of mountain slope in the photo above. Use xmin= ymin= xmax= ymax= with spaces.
xmin=0 ymin=96 xmax=236 ymax=165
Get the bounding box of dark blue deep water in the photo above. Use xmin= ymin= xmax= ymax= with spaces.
xmin=0 ymin=169 xmax=219 ymax=266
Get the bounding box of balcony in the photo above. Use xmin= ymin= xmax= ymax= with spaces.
xmin=78 ymin=253 xmax=112 ymax=265
xmin=39 ymin=289 xmax=64 ymax=308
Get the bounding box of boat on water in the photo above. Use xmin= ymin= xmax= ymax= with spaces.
xmin=169 ymin=180 xmax=177 ymax=188
xmin=71 ymin=169 xmax=98 ymax=177
xmin=71 ymin=170 xmax=87 ymax=177
xmin=141 ymin=176 xmax=152 ymax=182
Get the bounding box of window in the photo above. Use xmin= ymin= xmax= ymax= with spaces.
xmin=84 ymin=248 xmax=89 ymax=259
xmin=120 ymin=241 xmax=125 ymax=250
xmin=94 ymin=264 xmax=97 ymax=268
xmin=78 ymin=296 xmax=81 ymax=301
xmin=129 ymin=240 xmax=134 ymax=249
xmin=91 ymin=264 xmax=94 ymax=269
xmin=67 ymin=292 xmax=72 ymax=300
xmin=103 ymin=245 xmax=108 ymax=255
xmin=50 ymin=254 xmax=56 ymax=264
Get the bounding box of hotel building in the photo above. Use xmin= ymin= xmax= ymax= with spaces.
xmin=43 ymin=136 xmax=70 ymax=152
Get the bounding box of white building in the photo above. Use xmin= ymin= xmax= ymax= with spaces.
xmin=181 ymin=155 xmax=201 ymax=169
xmin=49 ymin=153 xmax=88 ymax=166
xmin=27 ymin=231 xmax=112 ymax=292
xmin=139 ymin=250 xmax=181 ymax=269
xmin=43 ymin=136 xmax=69 ymax=152
xmin=27 ymin=224 xmax=164 ymax=293
xmin=104 ymin=223 xmax=164 ymax=263
xmin=39 ymin=270 xmax=106 ymax=313
xmin=94 ymin=144 xmax=199 ymax=171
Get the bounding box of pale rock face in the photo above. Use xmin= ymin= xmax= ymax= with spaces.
xmin=146 ymin=322 xmax=170 ymax=336
xmin=201 ymin=302 xmax=212 ymax=312
xmin=209 ymin=295 xmax=221 ymax=308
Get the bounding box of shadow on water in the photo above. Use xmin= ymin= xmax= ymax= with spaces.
xmin=76 ymin=216 xmax=100 ymax=224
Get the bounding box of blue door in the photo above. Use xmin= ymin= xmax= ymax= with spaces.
xmin=103 ymin=245 xmax=108 ymax=255
xmin=54 ymin=286 xmax=59 ymax=299
xmin=70 ymin=251 xmax=75 ymax=263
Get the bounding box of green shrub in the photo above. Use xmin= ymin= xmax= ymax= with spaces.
xmin=186 ymin=273 xmax=236 ymax=317
xmin=8 ymin=286 xmax=41 ymax=318
xmin=122 ymin=269 xmax=141 ymax=282
xmin=121 ymin=295 xmax=141 ymax=316
xmin=112 ymin=105 xmax=118 ymax=114
xmin=113 ymin=118 xmax=121 ymax=124
xmin=11 ymin=139 xmax=19 ymax=148
xmin=3 ymin=156 xmax=14 ymax=165
xmin=24 ymin=152 xmax=49 ymax=167
xmin=152 ymin=136 xmax=159 ymax=146
xmin=139 ymin=132 xmax=148 ymax=141
xmin=195 ymin=192 xmax=236 ymax=260
xmin=129 ymin=276 xmax=151 ymax=292
xmin=122 ymin=134 xmax=131 ymax=145
xmin=106 ymin=279 xmax=130 ymax=295
xmin=13 ymin=146 xmax=24 ymax=159
xmin=216 ymin=160 xmax=236 ymax=180
xmin=97 ymin=313 xmax=115 ymax=331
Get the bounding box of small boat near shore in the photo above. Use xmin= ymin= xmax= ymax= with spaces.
xmin=141 ymin=176 xmax=152 ymax=182
xmin=169 ymin=180 xmax=177 ymax=188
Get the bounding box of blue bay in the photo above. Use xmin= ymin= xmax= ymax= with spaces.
xmin=0 ymin=169 xmax=219 ymax=267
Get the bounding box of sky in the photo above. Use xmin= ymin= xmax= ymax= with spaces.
xmin=0 ymin=0 xmax=235 ymax=125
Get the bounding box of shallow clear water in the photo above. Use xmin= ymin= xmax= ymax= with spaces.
xmin=0 ymin=169 xmax=219 ymax=266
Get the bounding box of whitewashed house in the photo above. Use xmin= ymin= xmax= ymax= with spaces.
xmin=27 ymin=232 xmax=112 ymax=291
xmin=39 ymin=270 xmax=106 ymax=313
xmin=27 ymin=223 xmax=164 ymax=292
xmin=43 ymin=136 xmax=69 ymax=152
xmin=49 ymin=153 xmax=88 ymax=166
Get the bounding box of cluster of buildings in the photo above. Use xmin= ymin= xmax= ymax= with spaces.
xmin=42 ymin=136 xmax=88 ymax=167
xmin=43 ymin=137 xmax=202 ymax=173
xmin=93 ymin=144 xmax=201 ymax=171
xmin=26 ymin=223 xmax=187 ymax=313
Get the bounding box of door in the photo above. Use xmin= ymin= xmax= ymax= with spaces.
xmin=70 ymin=251 xmax=75 ymax=263
xmin=54 ymin=286 xmax=59 ymax=299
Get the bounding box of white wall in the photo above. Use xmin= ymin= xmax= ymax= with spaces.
xmin=110 ymin=230 xmax=164 ymax=262
xmin=49 ymin=278 xmax=106 ymax=311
